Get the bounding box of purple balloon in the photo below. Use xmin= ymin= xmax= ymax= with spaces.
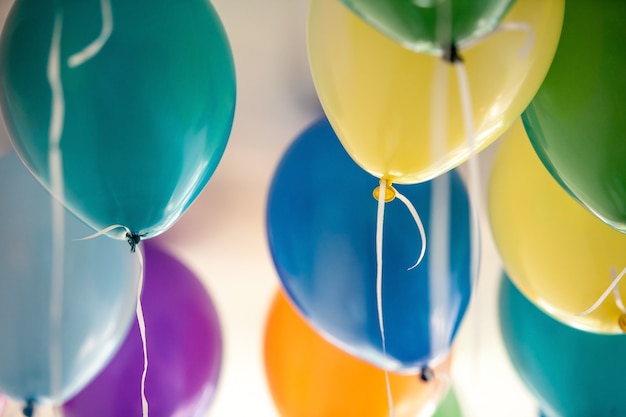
xmin=62 ymin=243 xmax=222 ymax=417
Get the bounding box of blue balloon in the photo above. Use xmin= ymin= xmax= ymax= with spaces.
xmin=266 ymin=118 xmax=472 ymax=372
xmin=0 ymin=153 xmax=139 ymax=405
xmin=499 ymin=275 xmax=626 ymax=417
xmin=0 ymin=0 xmax=236 ymax=239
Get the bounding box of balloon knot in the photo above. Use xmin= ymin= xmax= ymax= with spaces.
xmin=373 ymin=184 xmax=396 ymax=203
xmin=619 ymin=314 xmax=626 ymax=332
xmin=22 ymin=398 xmax=36 ymax=417
xmin=126 ymin=232 xmax=141 ymax=253
xmin=442 ymin=42 xmax=463 ymax=63
xmin=420 ymin=366 xmax=435 ymax=382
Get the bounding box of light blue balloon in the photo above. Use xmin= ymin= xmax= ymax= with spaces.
xmin=0 ymin=153 xmax=139 ymax=405
xmin=266 ymin=118 xmax=473 ymax=372
xmin=0 ymin=0 xmax=236 ymax=239
xmin=499 ymin=275 xmax=626 ymax=417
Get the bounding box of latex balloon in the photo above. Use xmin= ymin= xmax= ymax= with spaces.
xmin=308 ymin=0 xmax=563 ymax=184
xmin=63 ymin=243 xmax=222 ymax=417
xmin=0 ymin=0 xmax=235 ymax=240
xmin=339 ymin=0 xmax=515 ymax=55
xmin=522 ymin=0 xmax=626 ymax=233
xmin=264 ymin=291 xmax=454 ymax=417
xmin=0 ymin=394 xmax=5 ymax=415
xmin=266 ymin=118 xmax=472 ymax=372
xmin=0 ymin=152 xmax=139 ymax=404
xmin=488 ymin=121 xmax=626 ymax=334
xmin=499 ymin=275 xmax=626 ymax=417
xmin=433 ymin=390 xmax=463 ymax=417
xmin=0 ymin=115 xmax=9 ymax=158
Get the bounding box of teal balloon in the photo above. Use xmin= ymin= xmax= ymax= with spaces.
xmin=499 ymin=275 xmax=626 ymax=417
xmin=0 ymin=0 xmax=236 ymax=239
xmin=339 ymin=0 xmax=515 ymax=55
xmin=522 ymin=0 xmax=626 ymax=232
xmin=0 ymin=152 xmax=139 ymax=404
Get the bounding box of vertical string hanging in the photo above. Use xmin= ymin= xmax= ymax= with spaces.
xmin=46 ymin=10 xmax=66 ymax=417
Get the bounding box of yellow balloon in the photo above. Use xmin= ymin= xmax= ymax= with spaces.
xmin=308 ymin=0 xmax=563 ymax=184
xmin=489 ymin=120 xmax=626 ymax=334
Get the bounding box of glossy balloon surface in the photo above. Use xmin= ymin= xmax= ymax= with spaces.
xmin=500 ymin=276 xmax=626 ymax=417
xmin=264 ymin=291 xmax=453 ymax=417
xmin=523 ymin=0 xmax=626 ymax=232
xmin=0 ymin=153 xmax=139 ymax=403
xmin=308 ymin=0 xmax=563 ymax=184
xmin=0 ymin=0 xmax=236 ymax=239
xmin=489 ymin=121 xmax=626 ymax=334
xmin=340 ymin=0 xmax=514 ymax=55
xmin=267 ymin=118 xmax=472 ymax=371
xmin=63 ymin=244 xmax=222 ymax=417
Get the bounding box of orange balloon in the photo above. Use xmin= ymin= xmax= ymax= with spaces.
xmin=264 ymin=291 xmax=452 ymax=417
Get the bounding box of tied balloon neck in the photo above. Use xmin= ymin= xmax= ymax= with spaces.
xmin=22 ymin=399 xmax=36 ymax=417
xmin=373 ymin=181 xmax=396 ymax=203
xmin=420 ymin=365 xmax=435 ymax=383
xmin=126 ymin=232 xmax=141 ymax=253
xmin=442 ymin=42 xmax=463 ymax=64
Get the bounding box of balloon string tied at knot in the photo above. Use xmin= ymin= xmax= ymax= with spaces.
xmin=22 ymin=399 xmax=35 ymax=417
xmin=372 ymin=182 xmax=427 ymax=270
xmin=420 ymin=366 xmax=435 ymax=383
xmin=75 ymin=224 xmax=142 ymax=253
xmin=442 ymin=42 xmax=463 ymax=63
xmin=126 ymin=232 xmax=141 ymax=253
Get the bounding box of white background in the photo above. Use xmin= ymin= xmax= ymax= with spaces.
xmin=0 ymin=0 xmax=540 ymax=416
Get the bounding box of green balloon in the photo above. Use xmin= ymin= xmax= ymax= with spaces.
xmin=523 ymin=0 xmax=626 ymax=232
xmin=433 ymin=388 xmax=463 ymax=417
xmin=0 ymin=0 xmax=235 ymax=240
xmin=339 ymin=0 xmax=515 ymax=55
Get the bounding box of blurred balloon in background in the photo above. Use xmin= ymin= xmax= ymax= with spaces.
xmin=0 ymin=0 xmax=236 ymax=239
xmin=488 ymin=121 xmax=626 ymax=333
xmin=433 ymin=389 xmax=463 ymax=417
xmin=264 ymin=291 xmax=455 ymax=417
xmin=339 ymin=0 xmax=515 ymax=55
xmin=308 ymin=0 xmax=563 ymax=184
xmin=499 ymin=275 xmax=626 ymax=417
xmin=523 ymin=0 xmax=626 ymax=233
xmin=0 ymin=113 xmax=10 ymax=157
xmin=63 ymin=243 xmax=222 ymax=417
xmin=0 ymin=394 xmax=5 ymax=415
xmin=266 ymin=118 xmax=472 ymax=372
xmin=0 ymin=152 xmax=139 ymax=404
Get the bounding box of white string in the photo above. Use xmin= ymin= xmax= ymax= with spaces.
xmin=74 ymin=224 xmax=133 ymax=241
xmin=134 ymin=244 xmax=149 ymax=417
xmin=428 ymin=174 xmax=451 ymax=358
xmin=375 ymin=178 xmax=394 ymax=417
xmin=427 ymin=56 xmax=454 ymax=393
xmin=453 ymin=62 xmax=481 ymax=290
xmin=578 ymin=267 xmax=626 ymax=317
xmin=452 ymin=54 xmax=483 ymax=417
xmin=74 ymin=223 xmax=149 ymax=415
xmin=611 ymin=267 xmax=626 ymax=314
xmin=67 ymin=0 xmax=113 ymax=68
xmin=459 ymin=21 xmax=535 ymax=58
xmin=393 ymin=191 xmax=427 ymax=270
xmin=46 ymin=11 xmax=66 ymax=413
